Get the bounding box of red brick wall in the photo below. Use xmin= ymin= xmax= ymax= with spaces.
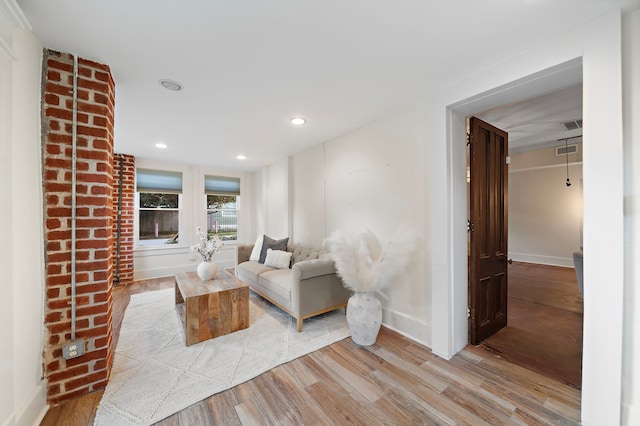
xmin=112 ymin=154 xmax=135 ymax=285
xmin=41 ymin=50 xmax=116 ymax=404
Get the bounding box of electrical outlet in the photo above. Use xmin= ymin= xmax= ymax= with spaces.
xmin=62 ymin=340 xmax=85 ymax=360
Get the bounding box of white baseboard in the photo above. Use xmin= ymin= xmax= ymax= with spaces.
xmin=381 ymin=307 xmax=431 ymax=349
xmin=509 ymin=252 xmax=575 ymax=268
xmin=30 ymin=405 xmax=48 ymax=426
xmin=3 ymin=381 xmax=47 ymax=426
xmin=623 ymin=401 xmax=640 ymax=426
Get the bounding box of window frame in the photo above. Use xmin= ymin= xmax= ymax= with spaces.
xmin=205 ymin=193 xmax=240 ymax=243
xmin=204 ymin=175 xmax=241 ymax=243
xmin=135 ymin=168 xmax=184 ymax=249
xmin=135 ymin=191 xmax=183 ymax=248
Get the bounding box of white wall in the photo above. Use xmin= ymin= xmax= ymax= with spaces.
xmin=0 ymin=14 xmax=14 ymax=425
xmin=622 ymin=7 xmax=640 ymax=426
xmin=133 ymin=158 xmax=252 ymax=280
xmin=0 ymin=1 xmax=48 ymax=424
xmin=291 ymin=144 xmax=325 ymax=249
xmin=508 ymin=147 xmax=583 ymax=267
xmin=581 ymin=13 xmax=625 ymax=425
xmin=249 ymin=157 xmax=292 ymax=246
xmin=428 ymin=11 xmax=626 ymax=426
xmin=248 ymin=168 xmax=265 ymax=243
xmin=277 ymin=104 xmax=431 ymax=344
xmin=264 ymin=157 xmax=291 ymax=240
xmin=322 ymin=106 xmax=428 ymax=342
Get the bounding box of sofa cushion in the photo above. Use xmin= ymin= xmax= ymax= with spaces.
xmin=259 ymin=269 xmax=292 ymax=301
xmin=249 ymin=235 xmax=263 ymax=261
xmin=264 ymin=249 xmax=292 ymax=269
xmin=238 ymin=260 xmax=275 ymax=280
xmin=259 ymin=235 xmax=289 ymax=263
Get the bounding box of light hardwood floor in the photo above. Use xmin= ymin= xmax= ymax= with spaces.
xmin=41 ymin=275 xmax=581 ymax=425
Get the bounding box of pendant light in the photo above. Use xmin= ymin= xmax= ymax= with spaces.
xmin=565 ymin=138 xmax=572 ymax=187
xmin=557 ymin=134 xmax=581 ymax=187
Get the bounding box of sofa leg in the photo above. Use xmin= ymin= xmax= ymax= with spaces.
xmin=297 ymin=318 xmax=303 ymax=332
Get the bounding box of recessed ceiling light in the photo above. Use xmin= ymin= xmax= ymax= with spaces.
xmin=155 ymin=143 xmax=167 ymax=149
xmin=290 ymin=117 xmax=306 ymax=125
xmin=159 ymin=79 xmax=183 ymax=91
xmin=237 ymin=154 xmax=246 ymax=160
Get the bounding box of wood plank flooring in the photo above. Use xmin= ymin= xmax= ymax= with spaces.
xmin=41 ymin=273 xmax=582 ymax=425
xmin=481 ymin=262 xmax=583 ymax=389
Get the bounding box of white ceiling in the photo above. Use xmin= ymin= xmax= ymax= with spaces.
xmin=16 ymin=0 xmax=637 ymax=170
xmin=478 ymin=83 xmax=583 ymax=153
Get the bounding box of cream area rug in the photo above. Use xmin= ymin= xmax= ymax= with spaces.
xmin=94 ymin=288 xmax=349 ymax=425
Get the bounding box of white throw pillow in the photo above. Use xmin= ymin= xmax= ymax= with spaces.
xmin=264 ymin=249 xmax=292 ymax=269
xmin=249 ymin=235 xmax=263 ymax=262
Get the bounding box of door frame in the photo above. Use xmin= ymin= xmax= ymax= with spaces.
xmin=430 ymin=23 xmax=625 ymax=423
xmin=439 ymin=59 xmax=586 ymax=356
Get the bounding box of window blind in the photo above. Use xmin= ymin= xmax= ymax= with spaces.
xmin=205 ymin=175 xmax=240 ymax=195
xmin=136 ymin=169 xmax=183 ymax=193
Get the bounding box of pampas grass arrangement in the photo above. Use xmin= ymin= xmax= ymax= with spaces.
xmin=324 ymin=227 xmax=420 ymax=293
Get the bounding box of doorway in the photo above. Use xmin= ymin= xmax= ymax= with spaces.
xmin=433 ymin=21 xmax=625 ymax=422
xmin=466 ymin=86 xmax=585 ymax=388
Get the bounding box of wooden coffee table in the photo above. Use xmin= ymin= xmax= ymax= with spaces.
xmin=175 ymin=269 xmax=249 ymax=346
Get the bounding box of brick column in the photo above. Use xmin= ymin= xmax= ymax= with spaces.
xmin=41 ymin=50 xmax=115 ymax=404
xmin=112 ymin=153 xmax=135 ymax=285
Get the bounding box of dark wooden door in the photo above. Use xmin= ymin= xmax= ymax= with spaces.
xmin=468 ymin=117 xmax=508 ymax=345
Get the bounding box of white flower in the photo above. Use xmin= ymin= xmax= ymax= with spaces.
xmin=190 ymin=227 xmax=223 ymax=261
xmin=324 ymin=227 xmax=420 ymax=293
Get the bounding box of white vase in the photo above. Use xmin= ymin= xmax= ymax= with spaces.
xmin=196 ymin=260 xmax=218 ymax=281
xmin=347 ymin=291 xmax=382 ymax=346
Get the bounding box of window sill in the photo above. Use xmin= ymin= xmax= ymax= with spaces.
xmin=219 ymin=240 xmax=238 ymax=246
xmin=134 ymin=244 xmax=190 ymax=257
xmin=134 ymin=241 xmax=238 ymax=257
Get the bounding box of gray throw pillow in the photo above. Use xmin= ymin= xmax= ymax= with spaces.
xmin=259 ymin=235 xmax=289 ymax=264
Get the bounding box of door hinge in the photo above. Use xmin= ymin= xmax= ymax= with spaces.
xmin=467 ymin=307 xmax=471 ymax=318
xmin=466 ymin=132 xmax=472 ymax=146
xmin=467 ymin=219 xmax=474 ymax=233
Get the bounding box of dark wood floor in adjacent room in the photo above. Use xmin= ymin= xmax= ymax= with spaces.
xmin=41 ymin=271 xmax=582 ymax=425
xmin=481 ymin=261 xmax=584 ymax=389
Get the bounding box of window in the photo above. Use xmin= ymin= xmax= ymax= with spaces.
xmin=138 ymin=193 xmax=180 ymax=245
xmin=205 ymin=175 xmax=240 ymax=241
xmin=137 ymin=169 xmax=182 ymax=246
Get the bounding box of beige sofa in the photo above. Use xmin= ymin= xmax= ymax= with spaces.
xmin=235 ymin=243 xmax=351 ymax=331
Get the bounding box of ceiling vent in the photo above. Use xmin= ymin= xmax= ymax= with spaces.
xmin=556 ymin=144 xmax=578 ymax=156
xmin=562 ymin=119 xmax=583 ymax=131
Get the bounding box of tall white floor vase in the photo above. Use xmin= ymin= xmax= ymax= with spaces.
xmin=346 ymin=292 xmax=382 ymax=346
xmin=197 ymin=260 xmax=218 ymax=281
